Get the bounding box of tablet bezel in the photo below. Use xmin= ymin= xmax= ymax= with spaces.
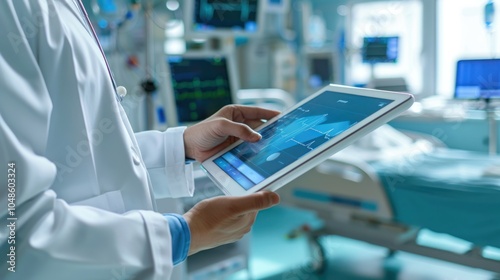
xmin=201 ymin=84 xmax=414 ymax=196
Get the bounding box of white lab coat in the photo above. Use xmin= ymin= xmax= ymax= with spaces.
xmin=0 ymin=1 xmax=194 ymax=279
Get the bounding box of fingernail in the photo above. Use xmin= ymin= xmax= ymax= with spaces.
xmin=269 ymin=193 xmax=279 ymax=205
xmin=253 ymin=132 xmax=262 ymax=141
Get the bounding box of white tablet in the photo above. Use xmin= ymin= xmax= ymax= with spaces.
xmin=201 ymin=84 xmax=414 ymax=196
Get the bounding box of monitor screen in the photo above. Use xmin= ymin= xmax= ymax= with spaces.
xmin=454 ymin=59 xmax=500 ymax=99
xmin=188 ymin=0 xmax=261 ymax=35
xmin=362 ymin=36 xmax=399 ymax=64
xmin=308 ymin=56 xmax=333 ymax=89
xmin=167 ymin=55 xmax=235 ymax=124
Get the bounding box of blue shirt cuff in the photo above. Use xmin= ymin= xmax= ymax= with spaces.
xmin=163 ymin=213 xmax=191 ymax=265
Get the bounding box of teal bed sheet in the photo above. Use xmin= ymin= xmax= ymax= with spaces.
xmin=372 ymin=148 xmax=500 ymax=248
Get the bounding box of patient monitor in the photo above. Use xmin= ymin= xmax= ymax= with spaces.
xmin=454 ymin=58 xmax=500 ymax=99
xmin=184 ymin=0 xmax=265 ymax=38
xmin=164 ymin=52 xmax=239 ymax=126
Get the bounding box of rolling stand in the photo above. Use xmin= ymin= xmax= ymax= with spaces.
xmin=484 ymin=98 xmax=498 ymax=155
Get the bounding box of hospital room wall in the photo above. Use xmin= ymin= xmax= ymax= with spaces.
xmin=238 ymin=0 xmax=358 ymax=96
xmin=86 ymin=0 xmax=484 ymax=149
xmin=234 ymin=0 xmax=434 ymax=102
xmin=239 ymin=2 xmax=500 ymax=152
xmin=319 ymin=0 xmax=497 ymax=154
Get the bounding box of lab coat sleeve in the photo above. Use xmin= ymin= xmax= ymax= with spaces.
xmin=135 ymin=128 xmax=195 ymax=198
xmin=0 ymin=1 xmax=173 ymax=279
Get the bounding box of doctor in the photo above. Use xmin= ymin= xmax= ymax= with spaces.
xmin=0 ymin=1 xmax=280 ymax=279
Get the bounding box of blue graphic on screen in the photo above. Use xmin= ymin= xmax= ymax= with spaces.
xmin=194 ymin=0 xmax=259 ymax=33
xmin=454 ymin=59 xmax=500 ymax=99
xmin=362 ymin=36 xmax=399 ymax=64
xmin=214 ymin=91 xmax=393 ymax=189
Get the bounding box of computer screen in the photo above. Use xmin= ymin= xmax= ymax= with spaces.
xmin=454 ymin=59 xmax=500 ymax=99
xmin=184 ymin=0 xmax=263 ymax=37
xmin=362 ymin=36 xmax=399 ymax=64
xmin=304 ymin=50 xmax=337 ymax=92
xmin=166 ymin=54 xmax=237 ymax=124
xmin=307 ymin=55 xmax=334 ymax=89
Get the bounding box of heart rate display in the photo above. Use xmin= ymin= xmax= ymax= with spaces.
xmin=167 ymin=56 xmax=234 ymax=123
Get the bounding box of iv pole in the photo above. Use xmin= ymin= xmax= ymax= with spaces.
xmin=485 ymin=0 xmax=497 ymax=155
xmin=141 ymin=0 xmax=158 ymax=131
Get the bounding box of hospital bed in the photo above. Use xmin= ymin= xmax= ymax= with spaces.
xmin=277 ymin=125 xmax=500 ymax=274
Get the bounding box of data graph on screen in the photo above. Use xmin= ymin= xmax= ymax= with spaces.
xmin=214 ymin=91 xmax=394 ymax=189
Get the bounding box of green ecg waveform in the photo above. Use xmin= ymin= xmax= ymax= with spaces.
xmin=173 ymin=77 xmax=227 ymax=90
xmin=175 ymin=88 xmax=230 ymax=101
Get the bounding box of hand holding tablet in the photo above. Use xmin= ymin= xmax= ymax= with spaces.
xmin=201 ymin=84 xmax=414 ymax=196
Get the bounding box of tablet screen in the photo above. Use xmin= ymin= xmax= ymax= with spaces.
xmin=213 ymin=91 xmax=393 ymax=189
